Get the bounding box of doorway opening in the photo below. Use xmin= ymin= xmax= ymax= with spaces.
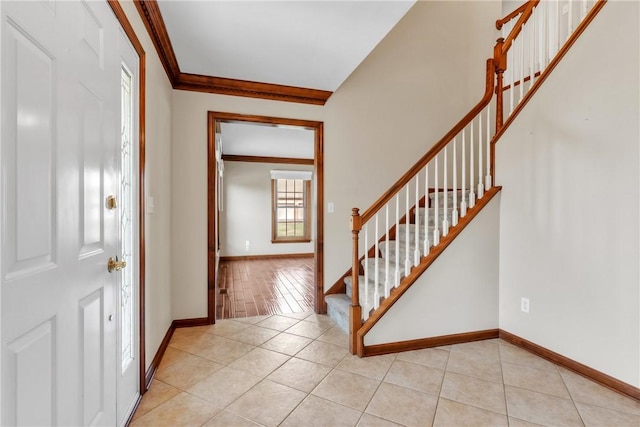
xmin=207 ymin=112 xmax=325 ymax=322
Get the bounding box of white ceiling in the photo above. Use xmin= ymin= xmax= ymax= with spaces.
xmin=156 ymin=0 xmax=416 ymax=91
xmin=220 ymin=122 xmax=315 ymax=158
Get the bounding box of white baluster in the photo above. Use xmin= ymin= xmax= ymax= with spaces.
xmin=530 ymin=7 xmax=536 ymax=87
xmin=544 ymin=0 xmax=550 ymax=67
xmin=556 ymin=0 xmax=561 ymax=53
xmin=423 ymin=164 xmax=430 ymax=256
xmin=452 ymin=137 xmax=459 ymax=226
xmin=469 ymin=120 xmax=476 ymax=208
xmin=433 ymin=154 xmax=440 ymax=246
xmin=478 ymin=111 xmax=484 ymax=199
xmin=395 ymin=194 xmax=400 ymax=285
xmin=485 ymin=106 xmax=492 ymax=191
xmin=363 ymin=223 xmax=369 ymax=315
xmin=520 ymin=25 xmax=525 ymax=102
xmin=384 ymin=205 xmax=390 ymax=298
xmin=460 ymin=127 xmax=467 ymax=217
xmin=509 ymin=49 xmax=514 ymax=115
xmin=374 ymin=215 xmax=379 ymax=310
xmin=568 ymin=0 xmax=573 ymax=36
xmin=414 ymin=174 xmax=420 ymax=266
xmin=443 ymin=146 xmax=449 ymax=236
xmin=404 ymin=184 xmax=411 ymax=277
xmin=581 ymin=0 xmax=587 ymax=20
xmin=540 ymin=1 xmax=547 ymax=71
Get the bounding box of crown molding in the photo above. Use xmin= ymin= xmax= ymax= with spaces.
xmin=133 ymin=0 xmax=332 ymax=105
xmin=175 ymin=73 xmax=332 ymax=105
xmin=134 ymin=0 xmax=179 ymax=85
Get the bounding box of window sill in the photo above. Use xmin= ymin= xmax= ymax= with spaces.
xmin=271 ymin=239 xmax=312 ymax=244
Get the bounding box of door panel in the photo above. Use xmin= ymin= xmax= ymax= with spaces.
xmin=80 ymin=289 xmax=105 ymax=426
xmin=79 ymin=83 xmax=105 ymax=257
xmin=1 ymin=1 xmax=137 ymax=425
xmin=4 ymin=18 xmax=56 ymax=279
xmin=79 ymin=0 xmax=104 ymax=68
xmin=5 ymin=319 xmax=55 ymax=426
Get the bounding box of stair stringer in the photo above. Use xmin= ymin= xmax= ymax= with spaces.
xmin=356 ymin=187 xmax=501 ymax=356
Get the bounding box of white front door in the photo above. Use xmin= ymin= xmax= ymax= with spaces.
xmin=0 ymin=1 xmax=137 ymax=425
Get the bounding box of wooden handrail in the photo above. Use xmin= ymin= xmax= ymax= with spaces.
xmin=501 ymin=0 xmax=540 ymax=54
xmin=496 ymin=2 xmax=529 ymax=30
xmin=358 ymin=58 xmax=495 ymax=225
xmin=494 ymin=0 xmax=538 ymax=132
xmin=494 ymin=0 xmax=608 ymax=143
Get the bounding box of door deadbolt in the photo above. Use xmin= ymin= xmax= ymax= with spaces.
xmin=107 ymin=256 xmax=126 ymax=273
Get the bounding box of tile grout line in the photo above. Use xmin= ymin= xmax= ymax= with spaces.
xmin=557 ymin=366 xmax=587 ymax=426
xmin=432 ymin=341 xmax=454 ymax=426
xmin=497 ymin=340 xmax=512 ymax=426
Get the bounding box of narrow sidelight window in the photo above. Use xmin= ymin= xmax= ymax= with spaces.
xmin=120 ymin=65 xmax=135 ymax=370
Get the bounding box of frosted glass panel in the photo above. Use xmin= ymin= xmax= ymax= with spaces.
xmin=120 ymin=66 xmax=134 ymax=371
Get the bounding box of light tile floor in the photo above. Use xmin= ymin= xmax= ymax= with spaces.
xmin=132 ymin=313 xmax=640 ymax=427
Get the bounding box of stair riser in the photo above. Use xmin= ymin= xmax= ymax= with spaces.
xmin=344 ymin=276 xmax=396 ymax=311
xmin=327 ymin=304 xmax=349 ymax=334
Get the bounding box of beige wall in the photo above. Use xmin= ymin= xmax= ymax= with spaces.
xmin=121 ymin=0 xmax=174 ymax=371
xmin=171 ymin=96 xmax=323 ymax=319
xmin=221 ymin=162 xmax=315 ymax=256
xmin=496 ymin=1 xmax=640 ymax=386
xmin=170 ymin=1 xmax=501 ymax=319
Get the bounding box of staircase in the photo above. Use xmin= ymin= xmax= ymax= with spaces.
xmin=325 ymin=0 xmax=607 ymax=356
xmin=325 ymin=191 xmax=462 ymax=332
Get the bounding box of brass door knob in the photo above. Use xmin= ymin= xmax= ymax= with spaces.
xmin=107 ymin=256 xmax=127 ymax=273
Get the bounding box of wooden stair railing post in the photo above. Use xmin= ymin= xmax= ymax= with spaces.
xmin=349 ymin=208 xmax=362 ymax=355
xmin=493 ymin=37 xmax=506 ymax=133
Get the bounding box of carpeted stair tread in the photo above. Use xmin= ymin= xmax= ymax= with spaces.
xmin=416 ymin=207 xmax=454 ymax=227
xmin=362 ymin=258 xmax=403 ymax=280
xmin=344 ymin=275 xmax=387 ymax=298
xmin=378 ymin=240 xmax=431 ymax=260
xmin=429 ymin=189 xmax=473 ymax=207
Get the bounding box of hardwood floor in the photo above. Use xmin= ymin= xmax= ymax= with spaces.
xmin=216 ymin=256 xmax=315 ymax=319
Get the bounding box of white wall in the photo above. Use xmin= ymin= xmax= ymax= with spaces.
xmin=221 ymin=162 xmax=314 ymax=256
xmin=364 ymin=194 xmax=500 ymax=346
xmin=170 ymin=1 xmax=501 ymax=319
xmin=496 ymin=1 xmax=640 ymax=387
xmin=121 ymin=0 xmax=174 ymax=370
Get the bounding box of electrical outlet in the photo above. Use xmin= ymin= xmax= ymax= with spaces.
xmin=245 ymin=240 xmax=250 ymax=252
xmin=521 ymin=297 xmax=530 ymax=314
xmin=562 ymin=4 xmax=569 ymax=14
xmin=328 ymin=202 xmax=334 ymax=213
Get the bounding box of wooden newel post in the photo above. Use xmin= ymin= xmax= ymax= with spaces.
xmin=349 ymin=208 xmax=362 ymax=355
xmin=494 ymin=37 xmax=506 ymax=133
